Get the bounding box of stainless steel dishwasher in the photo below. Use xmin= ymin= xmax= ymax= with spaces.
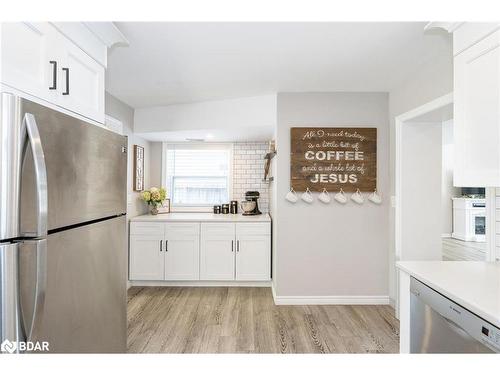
xmin=410 ymin=277 xmax=500 ymax=353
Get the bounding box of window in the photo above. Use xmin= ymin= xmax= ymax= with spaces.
xmin=164 ymin=143 xmax=232 ymax=209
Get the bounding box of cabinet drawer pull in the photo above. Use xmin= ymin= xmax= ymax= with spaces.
xmin=49 ymin=61 xmax=57 ymax=90
xmin=62 ymin=67 xmax=70 ymax=95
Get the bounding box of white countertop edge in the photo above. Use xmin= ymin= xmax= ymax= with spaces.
xmin=130 ymin=212 xmax=271 ymax=223
xmin=396 ymin=261 xmax=500 ymax=328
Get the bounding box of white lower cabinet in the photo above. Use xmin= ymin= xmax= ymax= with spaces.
xmin=129 ymin=220 xmax=271 ymax=282
xmin=200 ymin=222 xmax=271 ymax=281
xmin=164 ymin=223 xmax=200 ymax=280
xmin=129 ymin=235 xmax=164 ymax=280
xmin=200 ymin=223 xmax=236 ymax=280
xmin=129 ymin=222 xmax=200 ymax=281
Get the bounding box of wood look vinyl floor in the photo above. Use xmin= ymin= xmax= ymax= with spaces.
xmin=127 ymin=287 xmax=399 ymax=354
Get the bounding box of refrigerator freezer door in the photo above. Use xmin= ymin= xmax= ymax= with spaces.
xmin=19 ymin=216 xmax=127 ymax=353
xmin=19 ymin=98 xmax=127 ymax=232
xmin=0 ymin=242 xmax=18 ymax=345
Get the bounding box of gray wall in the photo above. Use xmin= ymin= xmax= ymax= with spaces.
xmin=105 ymin=92 xmax=152 ymax=218
xmin=274 ymin=92 xmax=390 ymax=297
xmin=387 ymin=38 xmax=453 ymax=302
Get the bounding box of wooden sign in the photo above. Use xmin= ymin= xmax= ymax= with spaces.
xmin=290 ymin=127 xmax=377 ymax=192
xmin=133 ymin=145 xmax=144 ymax=192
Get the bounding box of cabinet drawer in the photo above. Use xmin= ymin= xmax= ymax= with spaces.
xmin=130 ymin=222 xmax=164 ymax=236
xmin=201 ymin=222 xmax=235 ymax=238
xmin=165 ymin=222 xmax=200 ymax=238
xmin=236 ymin=223 xmax=270 ymax=236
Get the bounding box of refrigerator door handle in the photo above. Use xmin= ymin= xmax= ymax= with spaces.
xmin=23 ymin=113 xmax=48 ymax=237
xmin=28 ymin=239 xmax=47 ymax=342
xmin=19 ymin=239 xmax=47 ymax=344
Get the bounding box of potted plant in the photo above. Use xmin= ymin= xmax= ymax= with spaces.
xmin=141 ymin=187 xmax=167 ymax=215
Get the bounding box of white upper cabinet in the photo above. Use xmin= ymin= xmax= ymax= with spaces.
xmin=0 ymin=22 xmax=120 ymax=124
xmin=56 ymin=34 xmax=105 ymax=123
xmin=454 ymin=24 xmax=500 ymax=187
xmin=1 ymin=23 xmax=58 ymax=104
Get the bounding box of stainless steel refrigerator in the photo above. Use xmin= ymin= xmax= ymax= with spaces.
xmin=0 ymin=92 xmax=127 ymax=353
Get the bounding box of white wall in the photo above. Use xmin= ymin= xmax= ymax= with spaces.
xmin=149 ymin=142 xmax=162 ymax=188
xmin=274 ymin=92 xmax=390 ymax=299
xmin=401 ymin=122 xmax=443 ymax=261
xmin=442 ymin=120 xmax=460 ymax=236
xmin=105 ymin=92 xmax=151 ymax=218
xmin=134 ymin=94 xmax=277 ymax=134
xmin=388 ymin=37 xmax=453 ymax=303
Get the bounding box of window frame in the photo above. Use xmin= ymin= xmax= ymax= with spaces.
xmin=161 ymin=142 xmax=234 ymax=212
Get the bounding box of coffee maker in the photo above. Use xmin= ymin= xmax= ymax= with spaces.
xmin=243 ymin=191 xmax=262 ymax=215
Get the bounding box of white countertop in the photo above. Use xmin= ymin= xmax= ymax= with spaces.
xmin=397 ymin=261 xmax=500 ymax=327
xmin=130 ymin=212 xmax=271 ymax=223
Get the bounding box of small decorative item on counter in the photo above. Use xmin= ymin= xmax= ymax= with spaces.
xmin=230 ymin=200 xmax=238 ymax=214
xmin=140 ymin=187 xmax=167 ymax=215
xmin=213 ymin=205 xmax=221 ymax=214
xmin=158 ymin=198 xmax=170 ymax=214
xmin=221 ymin=204 xmax=230 ymax=214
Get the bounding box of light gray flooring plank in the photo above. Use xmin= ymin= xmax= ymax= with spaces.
xmin=127 ymin=287 xmax=399 ymax=354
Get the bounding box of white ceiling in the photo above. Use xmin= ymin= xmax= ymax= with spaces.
xmin=106 ymin=22 xmax=452 ymax=109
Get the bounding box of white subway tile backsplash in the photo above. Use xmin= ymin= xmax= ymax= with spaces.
xmin=232 ymin=141 xmax=270 ymax=212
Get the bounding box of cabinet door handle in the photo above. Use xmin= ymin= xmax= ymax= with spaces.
xmin=160 ymin=240 xmax=163 ymax=252
xmin=62 ymin=67 xmax=69 ymax=95
xmin=165 ymin=240 xmax=168 ymax=252
xmin=231 ymin=240 xmax=234 ymax=252
xmin=237 ymin=240 xmax=240 ymax=252
xmin=49 ymin=61 xmax=57 ymax=90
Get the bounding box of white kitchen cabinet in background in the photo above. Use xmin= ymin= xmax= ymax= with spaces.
xmin=453 ymin=23 xmax=500 ymax=187
xmin=129 ymin=222 xmax=165 ymax=280
xmin=129 ymin=222 xmax=200 ymax=281
xmin=129 ymin=215 xmax=271 ymax=283
xmin=200 ymin=223 xmax=236 ymax=280
xmin=200 ymin=222 xmax=271 ymax=281
xmin=164 ymin=223 xmax=200 ymax=280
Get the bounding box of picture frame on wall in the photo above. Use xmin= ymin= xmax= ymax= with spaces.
xmin=158 ymin=199 xmax=171 ymax=214
xmin=133 ymin=145 xmax=144 ymax=192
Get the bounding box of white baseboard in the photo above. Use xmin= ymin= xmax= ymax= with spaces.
xmin=129 ymin=280 xmax=272 ymax=287
xmin=272 ymin=293 xmax=390 ymax=305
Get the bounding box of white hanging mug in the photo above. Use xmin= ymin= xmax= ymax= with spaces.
xmin=334 ymin=188 xmax=347 ymax=204
xmin=301 ymin=187 xmax=314 ymax=204
xmin=368 ymin=189 xmax=382 ymax=204
xmin=351 ymin=188 xmax=364 ymax=204
xmin=318 ymin=188 xmax=331 ymax=204
xmin=285 ymin=187 xmax=298 ymax=203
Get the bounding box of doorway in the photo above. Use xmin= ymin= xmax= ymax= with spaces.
xmin=394 ymin=93 xmax=496 ymax=314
